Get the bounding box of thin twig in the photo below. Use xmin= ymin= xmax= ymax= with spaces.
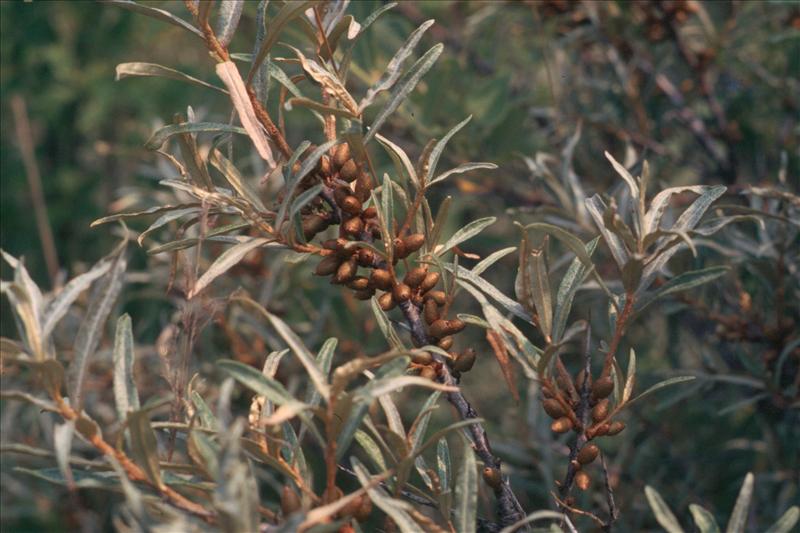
xmin=10 ymin=95 xmax=60 ymax=287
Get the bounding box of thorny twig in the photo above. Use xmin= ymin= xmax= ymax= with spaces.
xmin=600 ymin=452 xmax=618 ymax=532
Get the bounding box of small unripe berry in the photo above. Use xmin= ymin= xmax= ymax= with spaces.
xmin=592 ymin=377 xmax=614 ymax=400
xmin=355 ymin=172 xmax=372 ymax=202
xmin=575 ymin=470 xmax=591 ymax=491
xmin=404 ymin=267 xmax=427 ymax=288
xmin=424 ymin=298 xmax=440 ymax=325
xmin=348 ymin=276 xmax=370 ymax=291
xmin=607 ymin=421 xmax=626 ymax=436
xmin=437 ymin=336 xmax=454 ymax=350
xmin=341 ymin=195 xmax=362 ymax=215
xmin=353 ymin=288 xmax=375 ymax=300
xmin=378 ymin=292 xmax=396 ymax=311
xmin=393 ymin=283 xmax=412 ymax=302
xmin=402 ymin=233 xmax=425 ymax=254
xmin=302 ymin=214 xmax=327 ymax=239
xmin=482 ymin=467 xmax=502 ymax=489
xmin=362 ymin=206 xmax=377 ymax=219
xmin=333 ymin=143 xmax=351 ymax=168
xmin=577 ymin=443 xmax=599 ymax=464
xmin=542 ymin=398 xmax=567 ymax=419
xmin=419 ymin=366 xmax=437 ymax=380
xmin=369 ymin=269 xmax=393 ymax=290
xmin=342 ymin=216 xmax=364 ymax=237
xmin=317 ymin=154 xmax=331 ymax=176
xmin=411 ymin=351 xmax=433 ymax=365
xmin=354 ymin=495 xmax=373 ymax=522
xmin=392 ymin=238 xmax=407 ymax=260
xmin=453 ymin=348 xmax=476 ymax=372
xmin=425 ymin=290 xmax=447 ymax=306
xmin=333 ymin=186 xmax=350 ymax=206
xmin=428 ymin=319 xmax=449 ymax=339
xmin=356 ymin=247 xmax=376 ymax=266
xmin=340 ymin=159 xmax=359 ymax=182
xmin=333 ymin=259 xmax=357 ymax=284
xmin=551 ymin=417 xmax=573 ymax=433
xmin=592 ymin=399 xmax=609 ymax=422
xmin=419 ymin=272 xmax=441 ymax=293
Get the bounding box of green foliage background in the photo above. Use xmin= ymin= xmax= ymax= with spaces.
xmin=1 ymin=1 xmax=798 ymax=531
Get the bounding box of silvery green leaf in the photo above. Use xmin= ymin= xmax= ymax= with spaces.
xmin=586 ymin=194 xmax=629 ymax=269
xmin=623 ymin=348 xmax=636 ymax=404
xmin=360 ymin=20 xmax=435 ymax=111
xmin=529 ymin=246 xmax=553 ymax=340
xmin=382 ymin=174 xmax=394 ymax=240
xmin=115 ymin=63 xmax=226 ymax=94
xmin=645 ymin=485 xmax=685 ymax=533
xmin=370 ymin=296 xmax=404 ymax=349
xmin=1 ymin=250 xmax=43 ymax=322
xmin=90 ymin=203 xmax=200 ymax=227
xmin=136 ymin=207 xmax=202 ymax=246
xmin=355 ymin=429 xmax=387 ymax=473
xmin=191 ymin=391 xmax=218 ymax=429
xmin=54 ymin=421 xmax=76 ymax=489
xmin=215 ymin=0 xmax=244 ymax=47
xmin=287 ymin=45 xmax=359 ymax=115
xmin=605 ymin=151 xmax=640 ymax=227
xmin=472 ymin=246 xmax=517 ymax=276
xmin=69 ymin=250 xmax=126 ymax=410
xmin=145 ymin=122 xmax=246 ymax=150
xmin=725 ymin=473 xmax=754 ymax=533
xmin=127 ymin=409 xmax=163 ymax=488
xmin=305 ymin=338 xmax=337 ymax=408
xmin=425 ymin=115 xmax=471 ymax=183
xmin=625 ymin=376 xmax=696 ymax=408
xmin=112 ymin=314 xmax=140 ymax=420
xmin=357 ymin=376 xmax=455 ymax=399
xmin=264 ymin=310 xmax=330 ymax=401
xmin=634 ymin=266 xmax=728 ymax=314
xmin=765 ymin=506 xmax=800 ymax=533
xmin=351 ymin=457 xmax=419 ymax=532
xmin=428 ymin=162 xmax=497 ymax=187
xmin=443 ymin=263 xmax=532 ymax=324
xmin=377 ymin=133 xmax=418 ymax=186
xmin=189 ymin=238 xmax=271 ymax=298
xmin=285 ymin=97 xmax=359 ymax=119
xmin=454 ymin=437 xmax=477 ymax=533
xmin=42 ymin=258 xmax=113 ymax=340
xmin=690 ymin=504 xmax=721 ymax=533
xmin=498 ymin=511 xmax=567 ymax=533
xmin=437 ymin=438 xmax=450 ymax=492
xmin=644 ymin=185 xmax=726 ymax=236
xmin=217 ymin=360 xmax=294 ymax=405
xmin=553 ymin=237 xmax=599 ymax=342
xmin=214 ymin=420 xmax=259 ymax=533
xmin=249 ymin=1 xmax=270 ymax=105
xmin=364 ymin=43 xmax=444 ymax=144
xmin=107 ymin=1 xmax=204 ymax=38
xmin=209 ymin=149 xmax=267 ymax=212
xmin=436 ymin=217 xmax=496 ymax=256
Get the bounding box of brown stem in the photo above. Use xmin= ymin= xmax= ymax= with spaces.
xmin=601 ymin=293 xmax=635 ymax=378
xmin=398 ymin=301 xmax=526 ymax=528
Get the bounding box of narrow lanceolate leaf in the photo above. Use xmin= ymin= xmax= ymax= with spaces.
xmin=53 ymin=421 xmax=76 ymax=489
xmin=215 ymin=0 xmax=244 ymax=47
xmin=263 ymin=311 xmax=330 ymax=401
xmin=218 ymin=360 xmax=293 ymax=405
xmin=364 ymin=43 xmax=444 ymax=144
xmin=69 ymin=250 xmax=126 ymax=410
xmin=359 ymin=19 xmax=434 ymax=111
xmin=634 ymin=266 xmax=729 ymax=313
xmin=585 ymin=195 xmax=629 ymax=268
xmin=189 ymin=238 xmax=271 ymax=298
xmin=216 ymin=61 xmax=276 ymax=168
xmin=553 ymin=237 xmax=599 ymax=342
xmin=626 ymin=376 xmax=696 ymax=408
xmin=370 ymin=296 xmax=404 ymax=349
xmin=623 ymin=348 xmax=636 ymax=404
xmin=127 ymin=409 xmax=163 ymax=489
xmin=472 ymin=246 xmax=517 ymax=276
xmin=137 ymin=207 xmax=202 ymax=246
xmin=444 ymin=264 xmax=532 ymax=324
xmin=498 ymin=511 xmax=568 ymax=533
xmin=208 ymin=149 xmax=267 ymax=211
xmin=454 ymin=437 xmax=478 ymax=533
xmin=604 ymin=152 xmax=640 ymax=208
xmin=725 ymin=473 xmax=754 ymax=533
xmin=106 ymin=1 xmax=204 ymax=38
xmin=145 ymin=122 xmax=246 ymax=150
xmin=644 ymin=185 xmax=726 ymax=236
xmin=428 ymin=162 xmax=497 ymax=187
xmin=765 ymin=506 xmax=800 ymax=533
xmin=275 ymin=139 xmax=338 ymax=229
xmin=305 ymin=338 xmax=337 ymax=408
xmin=436 ymin=217 xmax=496 ymax=256
xmin=115 ymin=63 xmax=226 ymax=94
xmin=91 ymin=204 xmax=200 ymax=227
xmin=646 ymin=486 xmax=685 ymax=533
xmin=352 ymin=458 xmax=420 ymax=532
xmin=425 ymin=115 xmax=472 ymax=183
xmin=112 ymin=314 xmax=139 ymax=420
xmin=529 ymin=245 xmax=553 ymax=340
xmin=376 ymin=134 xmax=418 ymax=185
xmin=42 ymin=259 xmax=113 ymax=340
xmin=690 ymin=504 xmax=721 ymax=533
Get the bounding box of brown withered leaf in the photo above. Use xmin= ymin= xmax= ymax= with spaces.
xmin=485 ymin=329 xmax=520 ymax=403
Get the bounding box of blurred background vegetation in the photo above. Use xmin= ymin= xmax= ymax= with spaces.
xmin=1 ymin=1 xmax=798 ymax=531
